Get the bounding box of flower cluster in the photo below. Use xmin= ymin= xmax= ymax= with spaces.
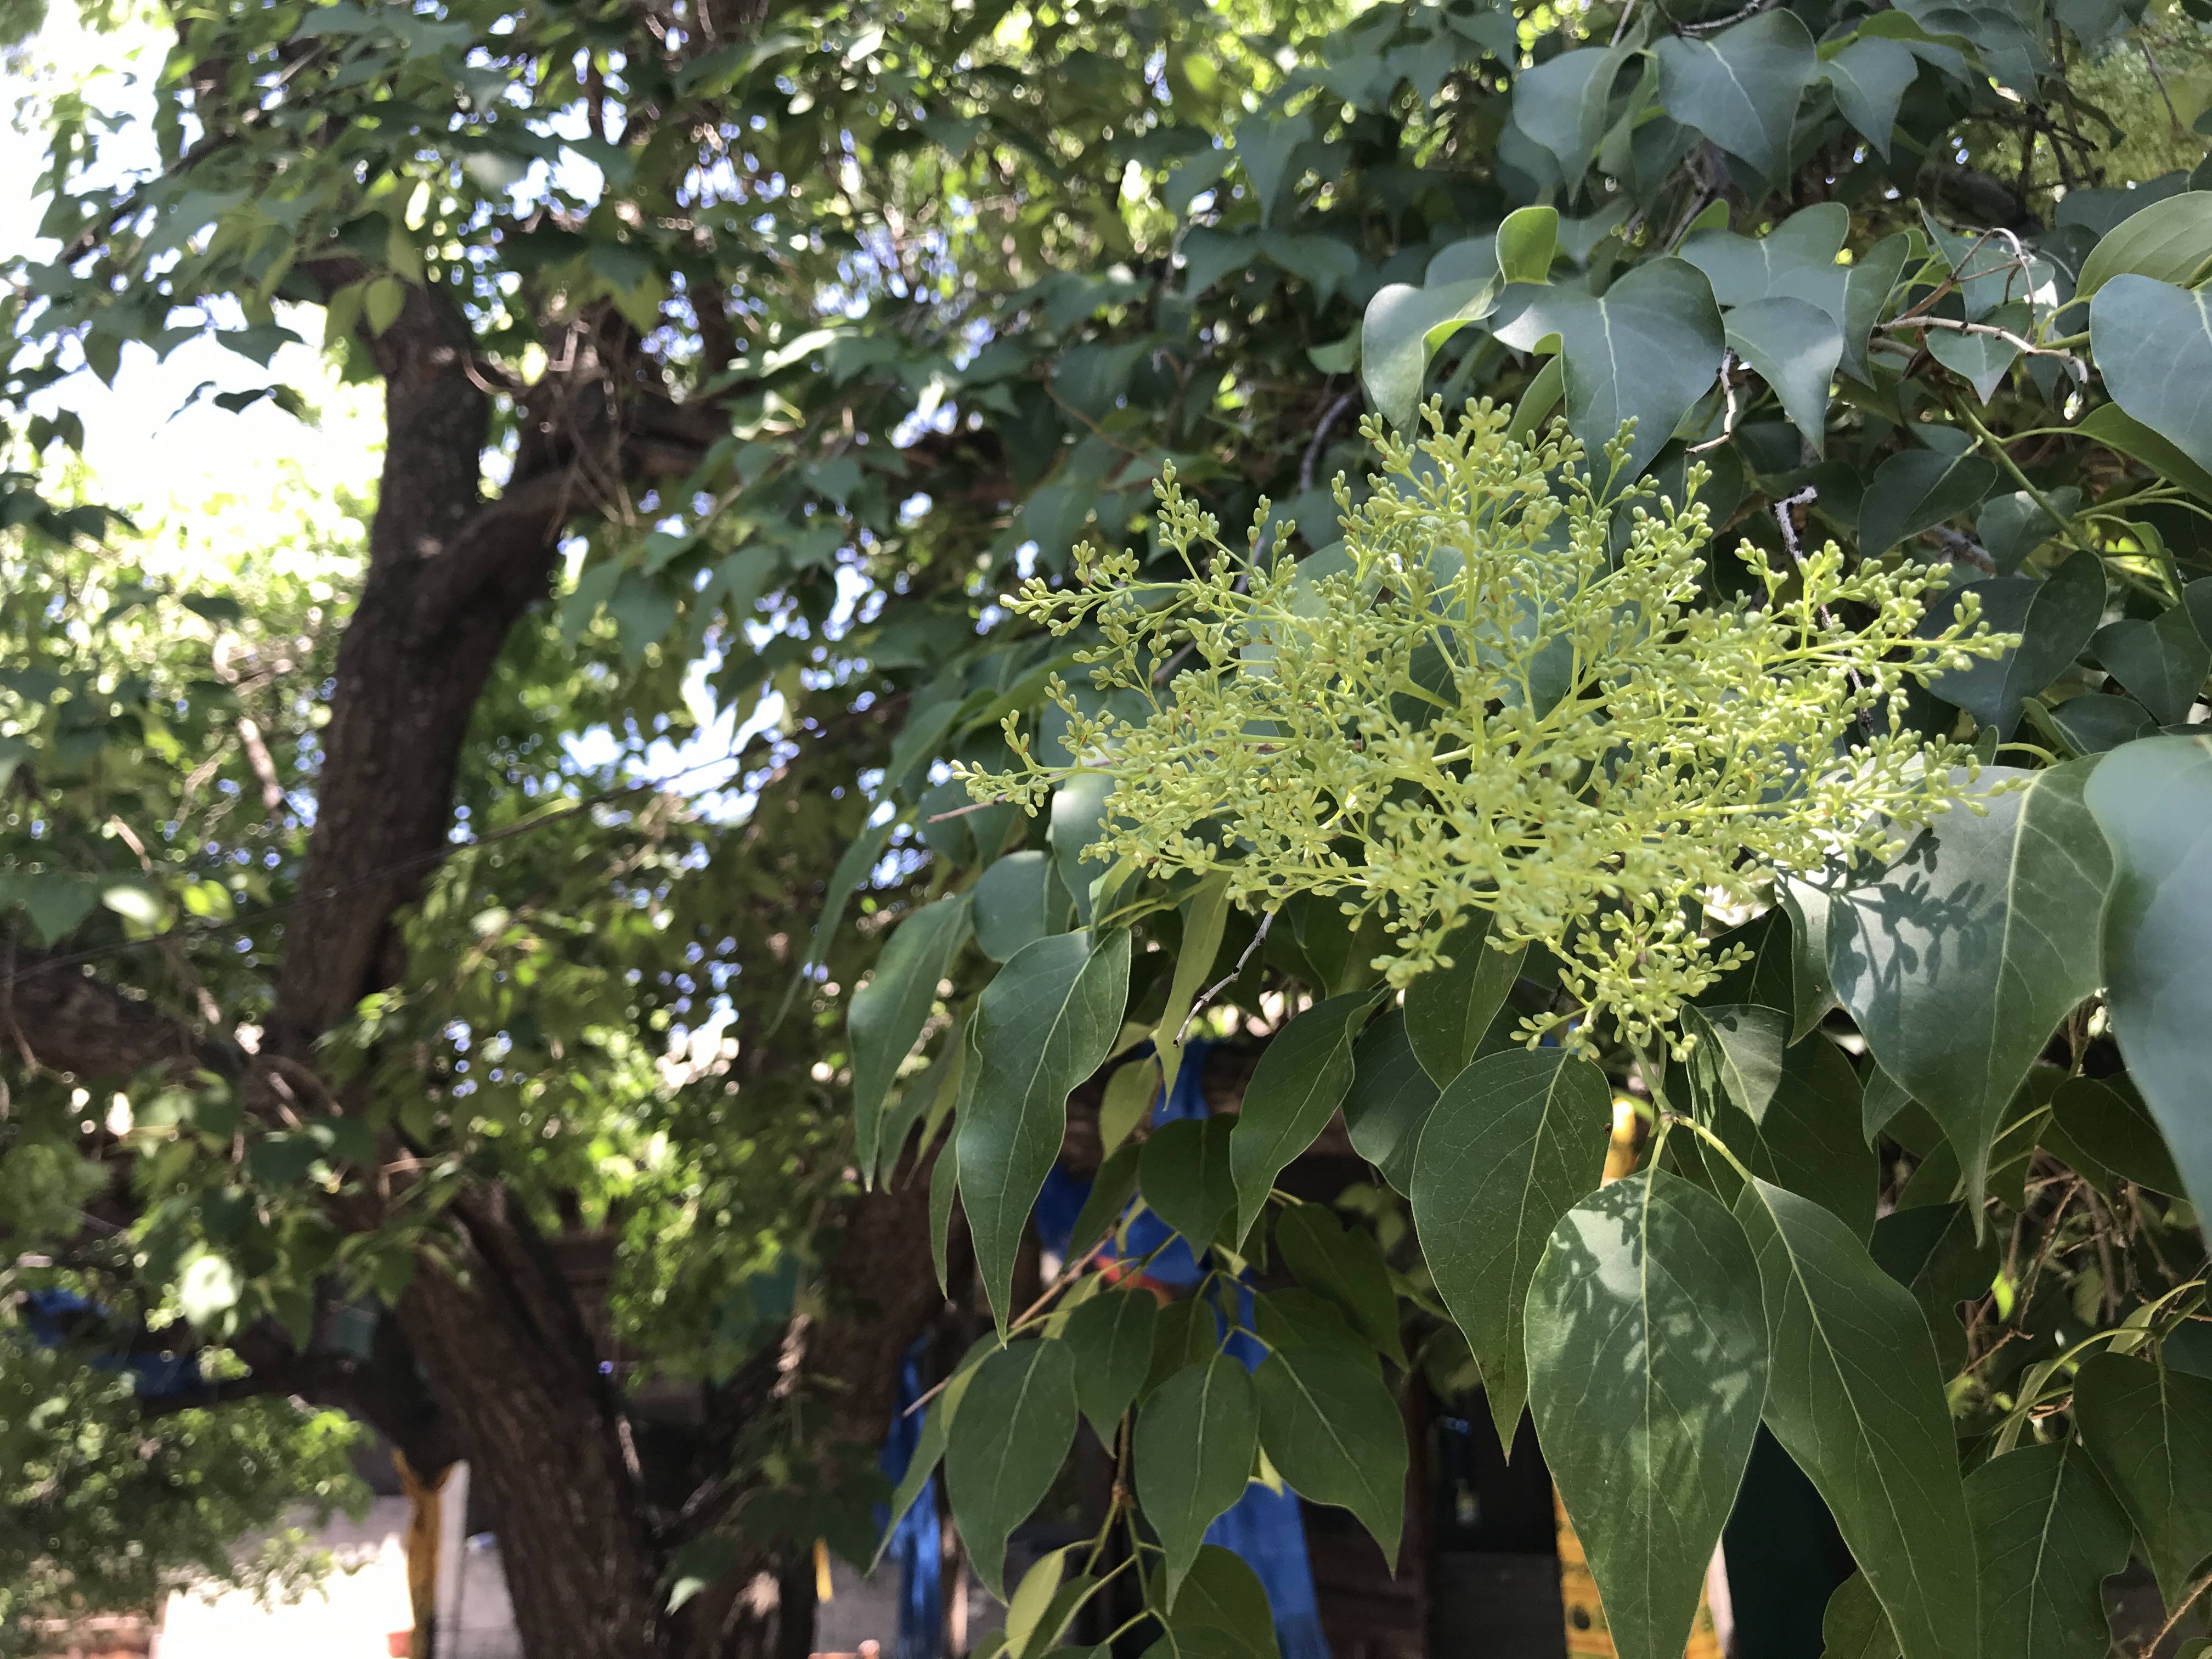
xmin=961 ymin=401 xmax=2012 ymax=1050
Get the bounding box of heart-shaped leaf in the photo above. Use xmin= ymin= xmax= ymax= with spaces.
xmin=2083 ymin=735 xmax=2212 ymax=1240
xmin=1923 ymin=549 xmax=2104 ymax=738
xmin=1492 ymin=257 xmax=1725 ymax=485
xmin=1725 ymin=296 xmax=1843 ymax=452
xmin=2073 ymin=1352 xmax=2212 ymax=1605
xmin=1829 ymin=764 xmax=2113 ymax=1209
xmin=2091 ymin=275 xmax=2212 ymax=476
xmin=1655 ymin=11 xmax=1819 ymax=182
xmin=1968 ymin=1438 xmax=2134 ymax=1659
xmin=1857 ymin=446 xmax=1999 ymax=558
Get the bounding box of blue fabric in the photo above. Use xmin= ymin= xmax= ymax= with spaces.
xmin=22 ymin=1289 xmax=202 ymax=1401
xmin=877 ymin=1339 xmax=943 ymax=1659
xmin=1206 ymin=1281 xmax=1331 ymax=1659
xmin=1035 ymin=1046 xmax=1331 ymax=1659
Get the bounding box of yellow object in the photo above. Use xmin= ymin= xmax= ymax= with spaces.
xmin=392 ymin=1449 xmax=453 ymax=1658
xmin=1551 ymin=1094 xmax=1722 ymax=1658
xmin=1556 ymin=1491 xmax=1722 ymax=1659
xmin=814 ymin=1536 xmax=834 ymax=1604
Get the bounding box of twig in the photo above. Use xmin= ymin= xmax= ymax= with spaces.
xmin=2145 ymin=1567 xmax=2212 ymax=1655
xmin=923 ymin=794 xmax=1012 ymax=822
xmin=1920 ymin=527 xmax=1996 ymax=575
xmin=1676 ymin=0 xmax=1780 ymax=33
xmin=1299 ymin=389 xmax=1359 ymax=495
xmin=1174 ymin=908 xmax=1276 ymax=1044
xmin=1688 ymin=351 xmax=1739 ymax=454
xmin=2139 ymin=40 xmax=2186 ymax=134
xmin=1880 ymin=314 xmax=2086 ymax=383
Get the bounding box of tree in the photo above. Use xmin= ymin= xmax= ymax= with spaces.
xmin=4 ymin=0 xmax=2211 ymax=1657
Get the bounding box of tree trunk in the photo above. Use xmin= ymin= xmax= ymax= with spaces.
xmin=396 ymin=1190 xmax=673 ymax=1659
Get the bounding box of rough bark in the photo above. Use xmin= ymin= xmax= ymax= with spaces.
xmin=4 ymin=19 xmax=960 ymax=1649
xmin=396 ymin=1190 xmax=669 ymax=1659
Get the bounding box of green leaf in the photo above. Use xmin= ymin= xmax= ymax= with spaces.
xmin=1927 ymin=302 xmax=2027 ymax=403
xmin=667 ymin=1535 xmax=738 ymax=1613
xmin=1525 ymin=1171 xmax=1768 ymax=1659
xmin=1820 ymin=36 xmax=1918 ymax=156
xmin=801 ymin=819 xmax=893 ymax=972
xmin=1227 ymin=990 xmax=1377 ymax=1241
xmin=1869 ymin=1202 xmax=1996 ymax=1375
xmin=364 ymin=275 xmax=405 ymax=336
xmin=974 ymin=851 xmax=1064 ymax=964
xmin=1413 ymin=1049 xmax=1616 ymax=1446
xmin=2073 ymin=1352 xmax=2212 ymax=1605
xmin=1492 ymin=257 xmax=1726 ymax=486
xmin=960 ymin=929 xmax=1133 ymax=1327
xmin=1136 ymin=1353 xmax=1260 ymax=1604
xmin=1680 ymin=1004 xmax=1790 ymax=1124
xmin=1778 ymin=880 xmax=1842 ymax=1042
xmin=1977 ymin=489 xmax=2080 ymax=575
xmin=1273 ymin=1203 xmax=1405 ymax=1365
xmin=1725 ymin=297 xmax=1842 ymax=453
xmin=1511 ymin=42 xmax=1636 ymax=190
xmin=1359 ymin=278 xmax=1496 ymax=430
xmin=1051 ymin=774 xmax=1115 ymax=928
xmin=1260 ymin=233 xmax=1359 ymax=308
xmin=1494 ymin=206 xmax=1559 ymax=285
xmin=1251 ymin=1289 xmax=1374 ymax=1378
xmin=2083 ymin=735 xmax=2212 ymax=1235
xmin=874 ymin=1348 xmax=987 ymax=1572
xmin=1820 ymin=1575 xmax=1899 ymax=1659
xmin=2091 ymin=276 xmax=2212 ymax=476
xmin=1233 ymin=112 xmax=1313 ymax=228
xmin=1680 ymin=204 xmax=1849 ymax=307
xmin=1967 ymin=1438 xmax=2134 ymax=1659
xmin=1702 ymin=1032 xmax=1878 ymax=1242
xmin=2045 ymin=692 xmax=2156 ymax=757
xmin=1178 ymin=228 xmax=1259 ymax=301
xmin=1655 ymin=11 xmax=1819 ymax=182
xmin=1733 ymin=1180 xmax=1977 ymax=1659
xmin=1157 ymin=876 xmax=1231 ymax=1102
xmin=2076 ymin=403 xmax=2212 ymax=503
xmin=931 ymin=1133 xmax=960 ymax=1295
xmin=1856 ymin=447 xmax=1999 ymax=558
xmin=1099 ymin=1056 xmax=1159 ymax=1158
xmin=1060 ymin=1286 xmax=1159 ymax=1443
xmin=1340 ymin=1010 xmax=1440 ymax=1195
xmin=1068 ymin=1142 xmax=1140 ymax=1261
xmin=1006 ymin=1547 xmax=1078 ymax=1659
xmin=1403 ymin=912 xmax=1525 ymax=1086
xmin=1160 ymin=1547 xmax=1279 ymax=1659
xmin=947 ymin=1339 xmax=1080 ymax=1598
xmin=1251 ymin=1341 xmax=1408 ymax=1562
xmin=1924 ymin=551 xmax=2104 ymax=738
xmin=1141 ymin=1117 xmax=1237 ymax=1251
xmin=2090 ymin=583 xmax=2212 ymax=726
xmin=1829 ymin=765 xmax=2113 ymax=1207
xmin=851 ymin=894 xmax=972 ymax=1179
xmin=2077 ymin=191 xmax=2212 ymax=300
xmin=2050 ymin=1075 xmax=2182 ymax=1194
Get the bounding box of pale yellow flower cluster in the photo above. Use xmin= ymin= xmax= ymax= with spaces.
xmin=962 ymin=400 xmax=2011 ymax=1051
